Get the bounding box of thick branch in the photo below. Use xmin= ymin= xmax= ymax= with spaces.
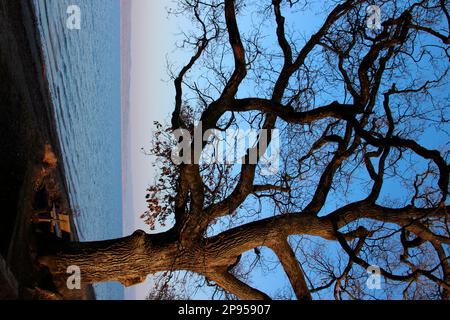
xmin=207 ymin=269 xmax=271 ymax=300
xmin=221 ymin=0 xmax=247 ymax=100
xmin=270 ymin=239 xmax=312 ymax=300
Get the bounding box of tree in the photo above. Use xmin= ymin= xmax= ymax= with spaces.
xmin=40 ymin=0 xmax=450 ymax=300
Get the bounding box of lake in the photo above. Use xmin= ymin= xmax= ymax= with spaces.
xmin=32 ymin=0 xmax=124 ymax=300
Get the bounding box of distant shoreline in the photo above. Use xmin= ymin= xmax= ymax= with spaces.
xmin=0 ymin=0 xmax=94 ymax=299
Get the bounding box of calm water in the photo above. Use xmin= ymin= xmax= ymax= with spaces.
xmin=32 ymin=0 xmax=123 ymax=300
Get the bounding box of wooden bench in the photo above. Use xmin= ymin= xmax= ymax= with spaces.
xmin=31 ymin=203 xmax=71 ymax=238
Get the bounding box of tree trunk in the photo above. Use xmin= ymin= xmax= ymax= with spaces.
xmin=39 ymin=230 xmax=186 ymax=286
xmin=39 ymin=230 xmax=240 ymax=288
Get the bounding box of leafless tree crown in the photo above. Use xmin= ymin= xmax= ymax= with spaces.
xmin=142 ymin=0 xmax=450 ymax=300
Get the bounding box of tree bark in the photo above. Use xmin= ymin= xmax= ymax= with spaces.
xmin=40 ymin=231 xmax=184 ymax=286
